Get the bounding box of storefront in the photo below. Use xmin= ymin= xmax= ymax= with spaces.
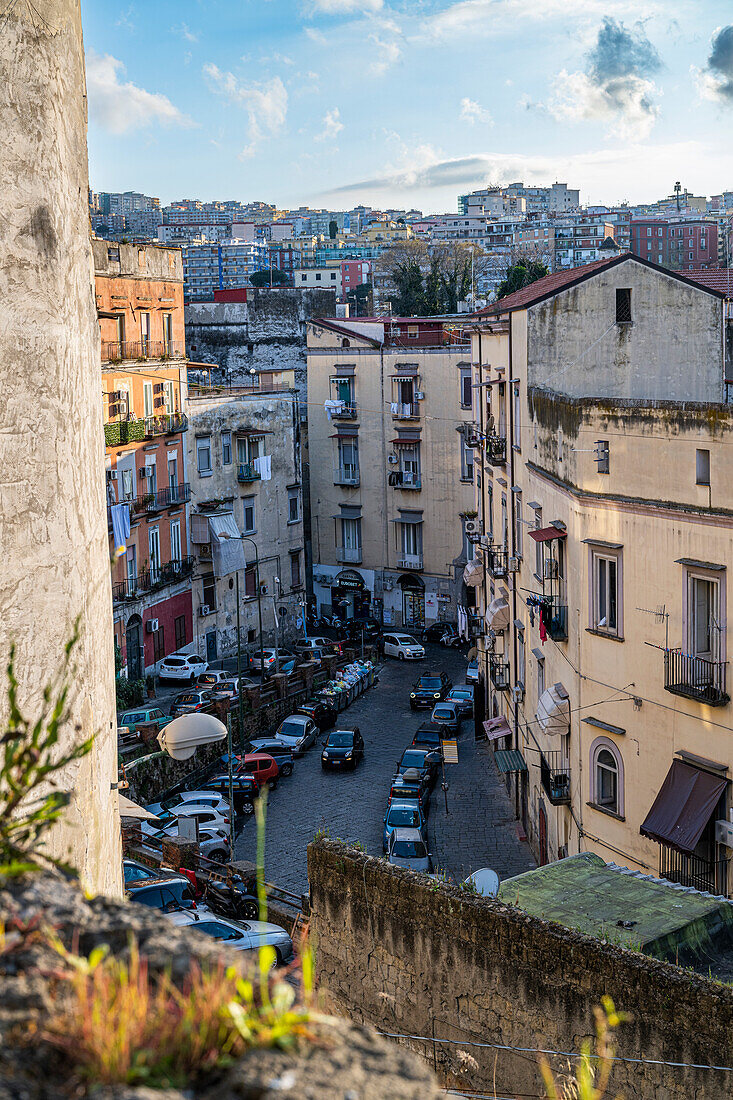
xmin=398 ymin=573 xmax=425 ymax=629
xmin=331 ymin=569 xmax=371 ymax=620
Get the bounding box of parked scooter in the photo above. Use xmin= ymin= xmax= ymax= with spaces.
xmin=203 ymin=877 xmax=259 ymax=920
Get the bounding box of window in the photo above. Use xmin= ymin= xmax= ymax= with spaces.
xmin=290 ymin=552 xmax=301 ymax=588
xmin=341 ymin=517 xmax=361 ymax=550
xmin=202 ymin=575 xmax=216 ymax=610
xmin=516 ymin=625 xmax=525 ymax=687
xmin=696 ymin=448 xmax=710 ymax=486
xmin=615 ymin=288 xmax=632 ymax=323
xmin=221 ymin=431 xmax=232 ymax=465
xmin=164 ymin=381 xmax=175 ymax=415
xmin=170 ymin=520 xmax=181 ymax=563
xmin=400 ymin=521 xmax=422 ymax=559
xmin=174 ymin=614 xmax=187 ymax=650
xmin=197 ymin=436 xmax=212 ymax=476
xmin=399 ymin=443 xmax=420 ymax=487
xmin=243 ymin=496 xmax=255 ymax=534
xmin=533 ymin=506 xmax=543 ymax=577
xmin=143 ymin=382 xmax=154 ymax=419
xmin=460 ymin=368 xmax=472 ymax=409
xmin=288 ymin=488 xmax=300 ymax=523
xmin=514 ymin=492 xmax=522 ymax=558
xmin=590 ymin=738 xmax=624 ymax=816
xmin=331 ymin=272 xmax=337 ymax=280
xmin=137 ymin=248 xmax=146 ymax=268
xmin=687 ymin=573 xmax=720 ymax=660
xmin=152 ymin=626 xmax=165 ymax=664
xmin=162 ymin=314 xmax=173 ymax=353
xmin=460 ymin=436 xmax=473 ymax=482
xmin=244 ymin=566 xmax=257 ymax=598
xmin=594 ymin=440 xmax=610 ymax=474
xmin=338 ymin=438 xmax=358 ymax=481
xmin=148 ymin=527 xmax=161 ymax=580
xmin=140 ymin=312 xmax=151 ymax=350
xmin=315 ymin=273 xmax=321 ymax=281
xmin=512 ymin=383 xmax=521 ymax=449
xmin=590 ymin=547 xmax=622 ymax=637
xmin=536 ymin=653 xmax=545 ymax=699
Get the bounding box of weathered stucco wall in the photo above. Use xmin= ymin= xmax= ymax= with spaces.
xmin=0 ymin=3 xmax=121 ymax=893
xmin=309 ymin=841 xmax=733 ymax=1099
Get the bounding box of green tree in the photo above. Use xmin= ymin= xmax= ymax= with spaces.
xmin=249 ymin=268 xmax=289 ymax=288
xmin=496 ymin=258 xmax=549 ymax=300
xmin=389 ymin=257 xmax=426 ymax=316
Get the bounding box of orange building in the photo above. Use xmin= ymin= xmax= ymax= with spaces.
xmin=94 ymin=239 xmax=193 ymax=682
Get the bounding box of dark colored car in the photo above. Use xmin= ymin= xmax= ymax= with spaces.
xmin=247 ymin=739 xmax=295 ymax=775
xmin=396 ymin=747 xmax=439 ymax=788
xmin=337 ymin=618 xmax=383 ymax=644
xmin=388 ymin=771 xmax=430 ymax=815
xmin=126 ymin=877 xmax=197 ymax=913
xmin=412 ymin=721 xmax=445 ymax=751
xmin=202 ymin=774 xmax=259 ymax=814
xmin=321 ymin=727 xmax=364 ymax=770
xmin=446 ymin=685 xmax=474 ymax=718
xmin=296 ymin=697 xmax=337 ymax=730
xmin=170 ymin=690 xmax=213 ymax=718
xmin=409 ymin=672 xmax=452 ymax=710
xmin=423 ymin=621 xmax=458 ymax=643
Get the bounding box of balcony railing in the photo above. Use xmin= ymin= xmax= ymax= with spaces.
xmin=112 ymin=556 xmax=194 ymax=603
xmin=547 ymin=602 xmax=568 ymax=642
xmin=659 ymin=844 xmax=730 ymax=896
xmin=237 ymin=462 xmax=261 ymax=483
xmin=540 ymin=751 xmax=571 ymax=806
xmin=333 ymin=404 xmax=357 ymax=419
xmin=388 ymin=470 xmax=422 ymax=490
xmin=102 ymin=340 xmax=186 ymax=363
xmin=664 ymin=648 xmax=729 ymax=706
xmin=143 ymin=484 xmax=191 ymax=513
xmin=334 ymin=466 xmax=360 ymax=486
xmin=486 ymin=545 xmax=508 ymax=579
xmin=398 ymin=554 xmax=423 ymax=571
xmin=467 ymin=611 xmax=483 ymax=639
xmin=144 ymin=413 xmax=188 ymax=438
xmin=337 ymin=546 xmax=362 ymax=564
xmin=392 ymin=402 xmax=419 ymax=419
xmin=485 ymin=434 xmax=507 ymax=465
xmin=489 ymin=655 xmax=510 ymax=691
xmin=104 ymin=414 xmax=187 ymax=448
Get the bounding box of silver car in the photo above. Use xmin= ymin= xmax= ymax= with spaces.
xmin=169 ymin=910 xmax=293 ymax=965
xmin=387 ymin=827 xmax=432 ymax=873
xmin=273 ymin=714 xmax=318 ymax=756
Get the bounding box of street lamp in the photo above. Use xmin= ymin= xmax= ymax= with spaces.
xmin=156 ymin=712 xmax=235 ymax=850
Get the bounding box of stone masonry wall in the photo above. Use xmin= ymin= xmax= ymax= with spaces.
xmin=309 ymin=841 xmax=733 ymax=1099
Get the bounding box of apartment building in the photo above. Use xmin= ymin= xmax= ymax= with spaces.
xmin=554 ymin=218 xmax=616 ymax=268
xmin=630 ymin=217 xmax=718 ymax=271
xmin=307 ymin=318 xmax=475 ymax=629
xmin=295 ymin=266 xmax=343 ymax=297
xmin=94 ymin=239 xmax=193 ymax=682
xmin=186 ymin=386 xmax=305 ymax=661
xmin=469 ymin=253 xmax=733 ymax=896
xmin=182 ymin=240 xmax=269 ymax=301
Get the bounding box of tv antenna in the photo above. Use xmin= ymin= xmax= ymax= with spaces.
xmin=637 ymin=603 xmax=669 ymax=649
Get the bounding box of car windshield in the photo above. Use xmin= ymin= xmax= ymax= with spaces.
xmin=328 ymin=733 xmax=353 ymax=748
xmin=278 ymin=720 xmax=304 ymax=737
xmin=387 ymin=807 xmax=420 ymax=828
xmin=401 ymin=751 xmax=425 ymax=768
xmin=418 ymin=677 xmax=441 ymax=689
xmin=393 ymin=839 xmax=427 ymax=858
xmin=397 ymin=636 xmax=417 ymax=645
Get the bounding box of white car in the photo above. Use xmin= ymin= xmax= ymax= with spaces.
xmin=466 ymin=658 xmax=479 ymax=684
xmin=145 ymin=790 xmax=230 ymax=818
xmin=158 ymin=653 xmax=208 ymax=682
xmin=169 ymin=911 xmax=293 ymax=965
xmin=141 ymin=826 xmax=230 ymax=864
xmin=249 ymin=648 xmax=295 ymax=672
xmin=273 ymin=714 xmax=318 ymax=756
xmin=143 ymin=807 xmax=230 ymax=841
xmin=382 ymin=633 xmax=425 ymax=661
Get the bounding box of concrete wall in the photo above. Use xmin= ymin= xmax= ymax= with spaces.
xmin=309 ymin=841 xmax=733 ymax=1099
xmin=0 ymin=2 xmax=120 ymax=893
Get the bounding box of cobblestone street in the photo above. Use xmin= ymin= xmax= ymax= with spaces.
xmin=232 ymin=643 xmax=535 ymax=895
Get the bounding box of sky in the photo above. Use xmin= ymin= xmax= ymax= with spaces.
xmin=82 ymin=1 xmax=733 ymax=214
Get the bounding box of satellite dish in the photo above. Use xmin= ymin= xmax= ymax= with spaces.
xmin=157 ymin=713 xmax=227 ymax=761
xmin=465 ymin=868 xmax=500 ymax=898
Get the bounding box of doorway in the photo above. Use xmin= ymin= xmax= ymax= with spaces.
xmin=206 ymin=630 xmax=218 ymax=664
xmin=538 ymin=804 xmax=548 ymax=866
xmin=126 ymin=615 xmax=143 ymax=682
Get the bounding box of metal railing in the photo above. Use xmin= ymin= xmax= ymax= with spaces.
xmin=489 ymin=655 xmax=510 ymax=691
xmin=102 ymin=340 xmax=186 ymax=363
xmin=664 ymin=648 xmax=729 ymax=707
xmin=485 ymin=434 xmax=507 ymax=465
xmin=389 ymin=469 xmax=422 ymax=490
xmin=237 ymin=462 xmax=261 ymax=483
xmin=144 ymin=483 xmax=191 ymax=512
xmin=397 ymin=555 xmax=423 ymax=570
xmin=144 ymin=413 xmax=188 ymax=437
xmin=547 ymin=602 xmax=568 ymax=642
xmin=104 ymin=414 xmax=187 ymax=448
xmin=486 ymin=545 xmax=508 ymax=579
xmin=337 ymin=546 xmax=362 ymax=564
xmin=540 ymin=751 xmax=571 ymax=805
xmin=392 ymin=402 xmax=420 ymax=419
xmin=112 ymin=556 xmax=194 ymax=602
xmin=333 ymin=404 xmax=358 ymax=419
xmin=334 ymin=466 xmax=360 ymax=486
xmin=659 ymin=844 xmax=730 ymax=896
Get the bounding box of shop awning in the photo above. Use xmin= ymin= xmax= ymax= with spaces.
xmin=495 ymin=749 xmax=527 ymax=774
xmin=463 ymin=558 xmax=483 ymax=587
xmin=208 ymin=512 xmax=246 ymax=577
xmin=536 ymin=683 xmax=570 ymax=735
xmin=483 ymin=716 xmax=511 ymax=741
xmin=391 ymin=435 xmax=421 ymax=445
xmin=529 ymin=526 xmax=567 ymax=543
xmin=640 ymin=760 xmax=728 ymax=855
xmin=485 ymin=596 xmax=510 ymax=632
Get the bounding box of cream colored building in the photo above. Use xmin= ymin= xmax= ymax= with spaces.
xmin=470 ymin=253 xmax=733 ymax=896
xmin=307 ymin=318 xmax=476 ymax=628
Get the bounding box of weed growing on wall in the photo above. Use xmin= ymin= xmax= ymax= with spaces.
xmin=540 ymin=997 xmax=628 ymax=1100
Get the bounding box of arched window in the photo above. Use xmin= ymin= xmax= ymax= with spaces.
xmin=341 ymin=337 xmax=351 ymax=348
xmin=590 ymin=737 xmax=624 ymax=817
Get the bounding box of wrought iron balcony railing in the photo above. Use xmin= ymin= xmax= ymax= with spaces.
xmin=489 ymin=654 xmax=510 ymax=691
xmin=485 ymin=434 xmax=507 ymax=465
xmin=540 ymin=751 xmax=571 ymax=806
xmin=546 ymin=602 xmax=568 ymax=642
xmin=664 ymin=648 xmax=729 ymax=707
xmin=486 ymin=545 xmax=508 ymax=579
xmin=112 ymin=556 xmax=194 ymax=603
xmin=102 ymin=340 xmax=186 ymax=363
xmin=334 ymin=466 xmax=360 ymax=486
xmin=104 ymin=414 xmax=187 ymax=448
xmin=659 ymin=843 xmax=730 ymax=897
xmin=143 ymin=483 xmax=191 ymax=512
xmin=237 ymin=462 xmax=261 ymax=483
xmin=397 ymin=554 xmax=423 ymax=571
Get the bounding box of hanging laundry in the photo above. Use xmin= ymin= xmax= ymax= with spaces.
xmin=390 ymin=402 xmax=399 ymax=414
xmin=324 ymin=399 xmax=344 ymax=421
xmin=110 ymin=503 xmax=130 ymax=556
xmin=254 ymin=455 xmax=272 ymax=481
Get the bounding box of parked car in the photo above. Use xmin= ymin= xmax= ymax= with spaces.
xmin=237 ymin=752 xmax=279 ymax=789
xmin=146 ymin=790 xmax=230 ymax=818
xmin=296 ymin=697 xmax=337 ymax=730
xmin=466 ymin=658 xmax=479 ymax=684
xmin=273 ymin=714 xmax=319 ymax=756
xmin=388 ymin=770 xmax=430 ymax=815
xmin=123 ymin=859 xmax=187 ymax=887
xmin=144 ymin=806 xmax=231 ymax=840
xmin=170 ymin=690 xmax=213 ymax=719
xmin=430 ymin=701 xmax=460 ymax=736
xmin=387 ymin=827 xmax=432 ymax=874
xmin=336 ymin=618 xmax=382 ymax=644
xmin=126 ymin=876 xmax=198 ymax=912
xmin=423 ymin=621 xmax=458 ymax=644
xmin=119 ymin=707 xmax=169 ymax=734
xmin=382 ymin=633 xmax=425 ymax=661
xmin=446 ymin=685 xmax=474 ymax=718
xmin=249 ymin=649 xmax=296 ymax=673
xmin=196 ymin=670 xmax=230 ymax=690
xmin=202 ymin=774 xmax=259 ymax=815
xmin=395 ymin=747 xmax=439 ymax=787
xmin=294 ymin=637 xmax=341 ymax=659
xmin=411 ymin=721 xmax=445 ymax=751
xmin=247 ymin=739 xmax=295 ymax=776
xmin=158 ymin=654 xmax=208 ymax=683
xmin=321 ymin=727 xmax=364 ymax=770
xmin=215 ymin=676 xmax=255 ymax=700
xmin=169 ymin=911 xmax=293 ymax=965
xmin=409 ymin=672 xmax=452 ymax=709
xmin=383 ymin=800 xmax=427 ymax=852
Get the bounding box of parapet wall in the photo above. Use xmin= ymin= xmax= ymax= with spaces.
xmin=308 ymin=840 xmax=733 ymax=1099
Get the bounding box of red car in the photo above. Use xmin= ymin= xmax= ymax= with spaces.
xmin=237 ymin=752 xmax=279 ymax=789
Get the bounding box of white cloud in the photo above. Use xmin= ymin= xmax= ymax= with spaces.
xmin=547 ymin=69 xmax=659 ymax=139
xmin=460 ymin=97 xmax=493 ymax=125
xmin=417 ymin=0 xmax=663 ymax=44
xmin=203 ymin=65 xmax=288 ymax=157
xmin=173 ymin=23 xmax=198 ymax=43
xmin=308 ymin=0 xmax=383 ymax=12
xmin=315 ymin=107 xmax=344 ymax=141
xmin=370 ymin=32 xmax=401 ymax=75
xmin=86 ymin=50 xmax=194 ymax=134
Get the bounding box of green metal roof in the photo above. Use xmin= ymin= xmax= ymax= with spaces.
xmin=498 ymin=853 xmax=733 ymax=966
xmin=494 ymin=749 xmax=527 ymax=773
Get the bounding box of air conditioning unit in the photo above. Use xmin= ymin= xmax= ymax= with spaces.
xmin=464 ymin=519 xmax=482 ymax=537
xmin=388 ymin=453 xmax=398 ymax=464
xmin=199 ymin=604 xmax=210 ymax=617
xmin=146 ymin=618 xmax=159 ymax=633
xmin=140 ymin=465 xmax=154 ymax=478
xmin=508 ymin=557 xmax=520 ymax=572
xmin=106 ymin=470 xmax=119 ymax=481
xmin=716 ymin=819 xmax=733 ymax=848
xmin=415 ymin=391 xmax=425 ymax=400
xmin=544 ymin=559 xmax=558 ymax=580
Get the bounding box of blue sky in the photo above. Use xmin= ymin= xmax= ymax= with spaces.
xmin=82 ymin=1 xmax=733 ymax=213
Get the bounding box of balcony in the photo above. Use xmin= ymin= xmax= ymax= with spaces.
xmin=664 ymin=648 xmax=729 ymax=706
xmin=398 ymin=554 xmax=423 ymax=571
xmin=104 ymin=414 xmax=187 ymax=448
xmin=392 ymin=402 xmax=420 ymax=420
xmin=102 ymin=340 xmax=186 ymax=363
xmin=546 ymin=601 xmax=568 ymax=642
xmin=237 ymin=462 xmax=261 ymax=483
xmin=659 ymin=844 xmax=730 ymax=896
xmin=486 ymin=545 xmax=508 ymax=579
xmin=334 ymin=466 xmax=360 ymax=487
xmin=144 ymin=413 xmax=188 ymax=438
xmin=540 ymin=751 xmax=571 ymax=806
xmin=112 ymin=555 xmax=194 ymax=603
xmin=143 ymin=483 xmax=191 ymax=513
xmin=333 ymin=404 xmax=358 ymax=420
xmin=337 ymin=546 xmax=362 ymax=564
xmin=467 ymin=611 xmax=483 ymax=639
xmin=485 ymin=434 xmax=507 ymax=466
xmin=489 ymin=654 xmax=510 ymax=691
xmin=388 ymin=470 xmax=422 ymax=490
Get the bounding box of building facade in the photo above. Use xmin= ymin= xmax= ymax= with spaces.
xmin=95 ymin=240 xmax=194 ymax=681
xmin=630 ymin=217 xmax=718 ymax=271
xmin=307 ymin=318 xmax=476 ymax=629
xmin=469 ymin=254 xmax=733 ymax=896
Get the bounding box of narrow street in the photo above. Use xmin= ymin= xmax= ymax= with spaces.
xmin=231 ymin=643 xmax=534 ymax=895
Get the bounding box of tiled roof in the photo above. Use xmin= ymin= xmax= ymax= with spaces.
xmin=478 ymin=255 xmax=623 ymax=315
xmin=685 ymin=268 xmax=733 ymax=297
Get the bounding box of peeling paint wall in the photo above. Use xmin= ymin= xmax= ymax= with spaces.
xmin=0 ymin=3 xmax=120 ymax=893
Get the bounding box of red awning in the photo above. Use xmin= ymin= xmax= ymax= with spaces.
xmin=640 ymin=760 xmax=728 ymax=855
xmin=529 ymin=526 xmax=567 ymax=543
xmin=483 ymin=716 xmax=511 ymax=741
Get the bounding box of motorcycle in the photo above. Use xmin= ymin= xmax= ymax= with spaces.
xmin=203 ymin=877 xmax=259 ymax=921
